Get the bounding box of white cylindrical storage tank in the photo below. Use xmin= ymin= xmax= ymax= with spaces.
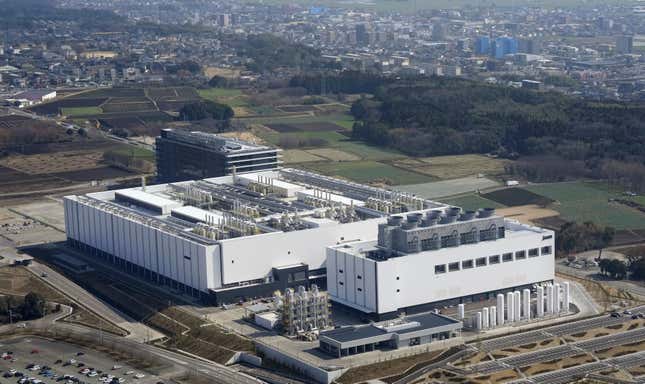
xmin=523 ymin=289 xmax=531 ymax=321
xmin=490 ymin=306 xmax=497 ymax=328
xmin=554 ymin=283 xmax=561 ymax=313
xmin=497 ymin=294 xmax=505 ymax=326
xmin=563 ymin=282 xmax=570 ymax=313
xmin=507 ymin=292 xmax=515 ymax=322
xmin=482 ymin=307 xmax=489 ymax=329
xmin=537 ymin=286 xmax=545 ymax=318
xmin=476 ymin=312 xmax=483 ymax=330
xmin=546 ymin=284 xmax=554 ymax=314
xmin=458 ymin=303 xmax=465 ymax=320
xmin=514 ymin=291 xmax=521 ymax=322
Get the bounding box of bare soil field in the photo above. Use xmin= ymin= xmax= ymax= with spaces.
xmin=52 ymin=167 xmax=133 ymax=181
xmin=518 ymin=353 xmax=596 ymax=375
xmin=0 ymin=165 xmax=67 ymax=194
xmin=496 ymin=204 xmax=560 ymax=225
xmin=0 ymin=151 xmax=105 ymax=174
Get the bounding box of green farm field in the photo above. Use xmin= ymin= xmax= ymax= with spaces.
xmin=301 ymin=160 xmax=432 ymax=185
xmin=523 ymin=182 xmax=645 ymax=230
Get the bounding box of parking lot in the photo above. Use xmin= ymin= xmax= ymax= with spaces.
xmin=0 ymin=337 xmax=162 ymax=384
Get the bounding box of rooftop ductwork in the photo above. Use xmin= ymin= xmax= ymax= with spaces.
xmin=477 ymin=207 xmax=496 ymax=218
xmin=420 ymin=217 xmax=438 ymax=227
xmin=402 ymin=220 xmax=418 ymax=230
xmin=387 ymin=215 xmax=404 ymax=226
xmin=407 ymin=212 xmax=423 ymax=223
xmin=459 ymin=211 xmax=476 ymax=221
xmin=440 ymin=214 xmax=458 ymax=224
xmin=427 ymin=210 xmax=442 ymax=220
xmin=446 ymin=207 xmax=461 ymax=216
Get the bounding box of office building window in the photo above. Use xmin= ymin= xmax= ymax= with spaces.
xmin=529 ymin=248 xmax=539 ymax=257
xmin=435 ymin=264 xmax=446 ymax=274
xmin=498 ymin=227 xmax=506 ymax=238
xmin=541 ymin=246 xmax=552 ymax=255
xmin=476 ymin=257 xmax=487 ymax=267
xmin=357 ymin=275 xmax=362 ymax=280
xmin=515 ymin=250 xmax=526 ymax=260
xmin=357 ymin=288 xmax=362 ymax=292
xmin=489 ymin=255 xmax=500 ymax=264
xmin=503 ymin=253 xmax=513 ymax=262
xmin=449 ymin=262 xmax=460 ymax=272
xmin=462 ymin=259 xmax=474 ymax=269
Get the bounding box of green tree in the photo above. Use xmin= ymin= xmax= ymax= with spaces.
xmin=21 ymin=292 xmax=46 ymax=320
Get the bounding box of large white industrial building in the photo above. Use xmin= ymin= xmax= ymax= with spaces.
xmin=64 ymin=169 xmax=436 ymax=303
xmin=326 ymin=209 xmax=555 ymax=318
xmin=63 ymin=168 xmax=555 ymax=314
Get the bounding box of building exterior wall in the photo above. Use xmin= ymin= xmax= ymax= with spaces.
xmin=327 ymin=228 xmax=554 ymax=315
xmin=64 ymin=196 xmax=221 ymax=292
xmin=219 ymin=218 xmax=384 ymax=286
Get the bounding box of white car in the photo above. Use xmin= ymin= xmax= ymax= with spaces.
xmin=134 ymin=374 xmax=145 ymax=379
xmin=88 ymin=371 xmax=98 ymax=377
xmin=118 ymin=378 xmax=125 ymax=383
xmin=124 ymin=371 xmax=134 ymax=376
xmin=112 ymin=365 xmax=122 ymax=370
xmin=9 ymin=369 xmax=16 ymax=374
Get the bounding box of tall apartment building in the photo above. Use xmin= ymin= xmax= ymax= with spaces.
xmin=155 ymin=129 xmax=281 ymax=182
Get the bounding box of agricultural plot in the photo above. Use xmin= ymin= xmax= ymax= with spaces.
xmin=73 ymin=87 xmax=146 ymax=98
xmin=281 ymin=149 xmax=325 ymax=163
xmin=301 ymin=160 xmax=433 ymax=185
xmin=306 ymin=148 xmax=360 ymax=161
xmin=276 ymin=105 xmax=317 ymax=113
xmin=394 ymin=177 xmax=500 ymax=199
xmin=29 ymin=98 xmax=108 ymax=115
xmin=525 ymin=182 xmax=645 ymax=230
xmin=101 ymin=100 xmax=157 ymax=113
xmin=60 ymin=106 xmax=103 ymax=117
xmin=483 ymin=188 xmax=554 ymax=207
xmin=393 ymin=154 xmax=507 ymax=180
xmin=266 ymin=121 xmax=343 ymax=132
xmin=439 ymin=194 xmax=505 ymax=211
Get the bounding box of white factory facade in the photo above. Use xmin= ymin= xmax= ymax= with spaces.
xmin=63 ymin=168 xmax=555 ymax=315
xmin=326 ymin=210 xmax=555 ymax=319
xmin=64 ymin=169 xmax=434 ymax=303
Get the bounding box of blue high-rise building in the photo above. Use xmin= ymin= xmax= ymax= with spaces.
xmin=475 ymin=36 xmax=490 ymax=55
xmin=492 ymin=37 xmax=518 ymax=59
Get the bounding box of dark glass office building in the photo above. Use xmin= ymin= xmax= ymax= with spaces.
xmin=156 ymin=129 xmax=281 ymax=182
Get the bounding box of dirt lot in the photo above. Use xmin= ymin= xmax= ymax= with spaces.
xmin=518 ymin=353 xmax=596 ymax=376
xmin=563 ymin=319 xmax=645 ymax=342
xmin=0 ymin=208 xmax=64 ymax=246
xmin=496 ymin=204 xmax=560 ymax=225
xmin=336 ymin=349 xmax=445 ymax=384
xmin=1 ymin=151 xmax=106 ymax=174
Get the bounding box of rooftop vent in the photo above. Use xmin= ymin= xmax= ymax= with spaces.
xmin=459 ymin=211 xmax=476 ymax=221
xmin=387 ymin=215 xmax=404 ymax=226
xmin=478 ymin=207 xmax=496 ymax=218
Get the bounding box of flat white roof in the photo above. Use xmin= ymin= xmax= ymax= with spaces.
xmin=115 ymin=188 xmax=183 ymax=213
xmin=171 ymin=205 xmax=223 ymax=224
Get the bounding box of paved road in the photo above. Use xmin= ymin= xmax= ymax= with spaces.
xmin=26 ymin=260 xmax=164 ymax=342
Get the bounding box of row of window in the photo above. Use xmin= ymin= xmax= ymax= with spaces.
xmin=434 ymin=246 xmax=552 ymax=275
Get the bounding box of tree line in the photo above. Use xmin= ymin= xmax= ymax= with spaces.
xmin=289 ymin=73 xmax=645 ymax=192
xmin=0 ymin=292 xmax=48 ymax=323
